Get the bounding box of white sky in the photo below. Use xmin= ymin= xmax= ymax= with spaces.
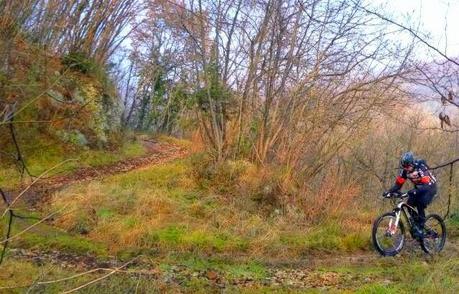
xmin=374 ymin=0 xmax=459 ymax=58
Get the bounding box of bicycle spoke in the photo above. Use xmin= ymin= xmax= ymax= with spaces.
xmin=374 ymin=214 xmax=404 ymax=255
xmin=421 ymin=214 xmax=446 ymax=254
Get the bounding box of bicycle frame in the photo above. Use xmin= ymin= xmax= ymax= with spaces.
xmin=388 ymin=193 xmax=418 ymax=235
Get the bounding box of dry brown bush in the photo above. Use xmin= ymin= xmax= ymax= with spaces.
xmin=298 ymin=172 xmax=361 ymax=224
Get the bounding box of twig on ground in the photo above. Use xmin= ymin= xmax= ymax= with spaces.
xmin=61 ymin=257 xmax=140 ymax=294
xmin=2 ymin=159 xmax=77 ymax=217
xmin=0 ymin=205 xmax=69 ymax=244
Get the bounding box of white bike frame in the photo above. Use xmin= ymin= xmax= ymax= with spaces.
xmin=387 ymin=193 xmax=417 ymax=235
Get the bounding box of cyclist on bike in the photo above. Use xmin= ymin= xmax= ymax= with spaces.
xmin=384 ymin=151 xmax=437 ymax=238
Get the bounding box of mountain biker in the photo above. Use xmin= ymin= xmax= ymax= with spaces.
xmin=384 ymin=151 xmax=437 ymax=238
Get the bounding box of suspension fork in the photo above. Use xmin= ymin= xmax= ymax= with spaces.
xmin=391 ymin=204 xmax=413 ymax=230
xmin=388 ymin=200 xmax=407 ymax=234
xmin=389 ymin=207 xmax=402 ymax=233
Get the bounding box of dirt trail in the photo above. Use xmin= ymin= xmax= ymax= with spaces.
xmin=5 ymin=223 xmax=458 ymax=290
xmin=7 ymin=238 xmax=458 ymax=290
xmin=15 ymin=139 xmax=188 ymax=206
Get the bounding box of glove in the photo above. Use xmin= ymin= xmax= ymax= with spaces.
xmin=393 ymin=191 xmax=402 ymax=198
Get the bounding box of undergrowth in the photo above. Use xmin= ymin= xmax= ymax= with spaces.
xmin=47 ymin=153 xmax=371 ymax=259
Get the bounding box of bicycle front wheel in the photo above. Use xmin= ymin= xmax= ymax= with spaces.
xmin=421 ymin=214 xmax=446 ymax=254
xmin=372 ymin=212 xmax=406 ymax=256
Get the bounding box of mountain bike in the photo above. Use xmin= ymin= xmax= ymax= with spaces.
xmin=372 ymin=191 xmax=446 ymax=256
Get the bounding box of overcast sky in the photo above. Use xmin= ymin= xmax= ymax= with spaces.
xmin=375 ymin=0 xmax=459 ymax=58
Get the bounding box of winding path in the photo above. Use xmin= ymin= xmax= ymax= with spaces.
xmin=18 ymin=139 xmax=189 ymax=206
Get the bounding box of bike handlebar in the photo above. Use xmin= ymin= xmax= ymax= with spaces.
xmin=383 ymin=192 xmax=408 ymax=199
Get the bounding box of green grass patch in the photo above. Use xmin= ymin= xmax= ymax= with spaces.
xmin=0 ymin=139 xmax=146 ymax=190
xmin=79 ymin=140 xmax=146 ymax=167
xmin=15 ymin=233 xmax=107 ymax=256
xmin=321 ymin=257 xmax=459 ymax=293
xmin=355 ymin=283 xmax=402 ymax=294
xmin=183 ymin=230 xmax=249 ymax=252
xmin=163 ymin=254 xmax=268 ymax=280
xmin=447 ymin=211 xmax=459 ymax=237
xmin=279 ymin=223 xmax=370 ymax=253
xmin=112 ymin=159 xmax=188 ymax=190
xmin=155 ymin=134 xmax=192 ymax=149
xmin=148 ymin=225 xmax=186 ymax=246
xmin=96 ymin=208 xmax=115 ymax=220
xmin=4 ymin=217 xmax=108 ymax=257
xmin=139 ymin=225 xmax=249 ymax=253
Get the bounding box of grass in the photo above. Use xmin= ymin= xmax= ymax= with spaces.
xmin=4 ymin=137 xmax=458 ymax=291
xmin=154 ymin=134 xmax=193 ymax=149
xmin=0 ymin=138 xmax=146 ymax=190
xmin=44 ymin=156 xmax=376 ymax=261
xmin=447 ymin=212 xmax=459 ymax=237
xmin=278 ymin=222 xmax=370 ymax=256
xmin=0 ymin=215 xmax=109 ymax=257
xmin=159 ymin=254 xmax=269 ymax=280
xmin=0 ymin=260 xmax=159 ymax=294
xmin=0 ymin=256 xmax=264 ymax=293
xmin=327 ymin=256 xmax=459 ymax=293
xmin=1 ymin=253 xmax=458 ymax=293
xmin=3 ymin=139 xmax=375 ymax=259
xmin=15 ymin=233 xmax=107 ymax=256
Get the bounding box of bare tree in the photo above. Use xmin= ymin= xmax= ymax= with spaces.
xmin=1 ymin=0 xmax=140 ymax=65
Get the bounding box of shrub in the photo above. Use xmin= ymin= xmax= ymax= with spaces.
xmin=189 ymin=152 xmax=214 ymax=189
xmin=298 ymin=170 xmax=360 ymax=224
xmin=237 ymin=164 xmax=288 ymax=210
xmin=190 ymin=152 xmax=253 ymax=195
xmin=62 ymin=51 xmax=97 ymax=74
xmin=55 ymin=129 xmax=89 ymax=147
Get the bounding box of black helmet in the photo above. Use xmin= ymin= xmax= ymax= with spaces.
xmin=400 ymin=151 xmax=415 ymax=167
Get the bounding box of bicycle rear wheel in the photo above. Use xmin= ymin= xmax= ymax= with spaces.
xmin=421 ymin=214 xmax=446 ymax=254
xmin=372 ymin=212 xmax=406 ymax=256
